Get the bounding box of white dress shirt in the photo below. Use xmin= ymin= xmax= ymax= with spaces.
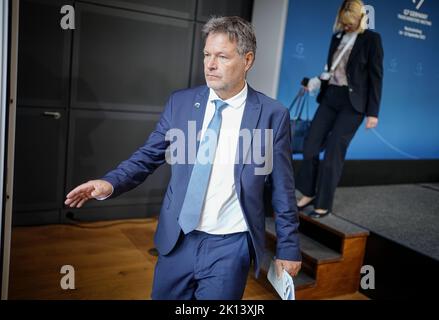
xmin=196 ymin=83 xmax=248 ymax=234
xmin=329 ymin=32 xmax=358 ymax=86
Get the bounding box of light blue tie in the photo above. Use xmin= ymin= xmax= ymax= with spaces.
xmin=178 ymin=99 xmax=228 ymax=234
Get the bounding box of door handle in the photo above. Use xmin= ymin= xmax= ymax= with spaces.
xmin=42 ymin=111 xmax=61 ymax=119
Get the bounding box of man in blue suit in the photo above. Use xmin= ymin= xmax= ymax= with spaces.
xmin=65 ymin=16 xmax=301 ymax=300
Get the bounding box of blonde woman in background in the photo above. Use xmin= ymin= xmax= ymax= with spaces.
xmin=296 ymin=0 xmax=384 ymax=218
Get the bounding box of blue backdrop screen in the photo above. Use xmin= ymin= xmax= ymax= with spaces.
xmin=278 ymin=0 xmax=439 ymax=159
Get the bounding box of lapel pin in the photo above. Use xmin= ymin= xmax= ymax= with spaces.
xmin=194 ymin=102 xmax=200 ymax=109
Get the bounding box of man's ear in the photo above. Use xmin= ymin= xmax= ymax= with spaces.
xmin=244 ymin=52 xmax=255 ymax=72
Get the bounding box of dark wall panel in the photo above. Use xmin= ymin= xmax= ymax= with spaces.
xmin=17 ymin=0 xmax=71 ymax=107
xmin=14 ymin=0 xmax=254 ymax=225
xmin=80 ymin=0 xmax=196 ymax=19
xmin=13 ymin=107 xmax=67 ymax=212
xmin=61 ymin=204 xmax=161 ymax=223
xmin=197 ymin=0 xmax=254 ymax=22
xmin=13 ymin=211 xmax=60 ymax=226
xmin=71 ymin=3 xmax=194 ymax=112
xmin=190 ymin=23 xmax=205 ymax=87
xmin=66 ymin=109 xmax=171 ymax=207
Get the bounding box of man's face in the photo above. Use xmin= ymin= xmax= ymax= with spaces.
xmin=203 ymin=32 xmax=254 ymax=100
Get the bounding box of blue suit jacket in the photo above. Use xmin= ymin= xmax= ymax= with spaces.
xmin=102 ymin=85 xmax=301 ymax=276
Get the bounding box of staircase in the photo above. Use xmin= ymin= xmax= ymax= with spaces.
xmin=257 ymin=207 xmax=369 ymax=299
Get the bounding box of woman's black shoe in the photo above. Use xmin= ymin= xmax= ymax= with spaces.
xmin=308 ymin=210 xmax=331 ymax=218
xmin=297 ymin=198 xmax=315 ymax=211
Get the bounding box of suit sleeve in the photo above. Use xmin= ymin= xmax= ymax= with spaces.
xmin=100 ymin=95 xmax=173 ymax=198
xmin=366 ymin=33 xmax=384 ymax=117
xmin=270 ymin=108 xmax=301 ymax=261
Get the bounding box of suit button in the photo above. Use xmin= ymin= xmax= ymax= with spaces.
xmin=349 ymin=88 xmax=353 ymax=92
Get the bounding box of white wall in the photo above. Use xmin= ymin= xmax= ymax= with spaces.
xmin=247 ymin=0 xmax=289 ymax=99
xmin=1 ymin=0 xmax=19 ymax=300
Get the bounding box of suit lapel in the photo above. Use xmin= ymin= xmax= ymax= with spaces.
xmin=187 ymin=86 xmax=209 ymax=176
xmin=328 ymin=32 xmax=344 ymax=70
xmin=329 ymin=31 xmax=365 ymax=72
xmin=234 ymin=86 xmax=262 ymax=196
xmin=347 ymin=31 xmax=365 ymax=69
xmin=192 ymin=86 xmax=209 ymax=151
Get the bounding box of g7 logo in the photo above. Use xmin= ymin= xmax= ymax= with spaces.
xmin=412 ymin=0 xmax=425 ymax=10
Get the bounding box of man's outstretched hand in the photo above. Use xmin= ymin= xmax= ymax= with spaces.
xmin=65 ymin=179 xmax=113 ymax=208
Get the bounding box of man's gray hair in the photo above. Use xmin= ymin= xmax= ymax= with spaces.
xmin=202 ymin=16 xmax=257 ymax=57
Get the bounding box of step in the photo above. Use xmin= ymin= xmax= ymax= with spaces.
xmin=299 ymin=208 xmax=369 ymax=239
xmin=266 ymin=217 xmax=342 ymax=265
xmin=259 ymin=248 xmax=316 ymax=291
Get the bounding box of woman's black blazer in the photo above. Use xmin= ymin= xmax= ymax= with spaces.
xmin=317 ymin=29 xmax=384 ymax=117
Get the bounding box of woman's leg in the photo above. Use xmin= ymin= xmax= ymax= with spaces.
xmin=296 ymin=93 xmax=338 ymax=200
xmin=314 ymin=99 xmax=364 ymax=211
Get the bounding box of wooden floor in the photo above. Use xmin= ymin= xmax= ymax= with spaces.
xmin=8 ymin=218 xmax=367 ymax=300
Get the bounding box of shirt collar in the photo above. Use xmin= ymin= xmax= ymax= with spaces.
xmin=208 ymin=82 xmax=248 ymax=109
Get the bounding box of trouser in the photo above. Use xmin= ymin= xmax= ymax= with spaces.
xmin=151 ymin=230 xmax=251 ymax=300
xmin=296 ymin=85 xmax=365 ymax=210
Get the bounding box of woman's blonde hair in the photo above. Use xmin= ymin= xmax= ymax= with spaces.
xmin=333 ymin=0 xmax=368 ymax=33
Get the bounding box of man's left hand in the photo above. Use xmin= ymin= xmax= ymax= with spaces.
xmin=275 ymin=259 xmax=301 ymax=278
xmin=366 ymin=116 xmax=378 ymax=129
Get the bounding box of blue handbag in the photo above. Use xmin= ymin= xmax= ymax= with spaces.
xmin=288 ymin=89 xmax=311 ymax=154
